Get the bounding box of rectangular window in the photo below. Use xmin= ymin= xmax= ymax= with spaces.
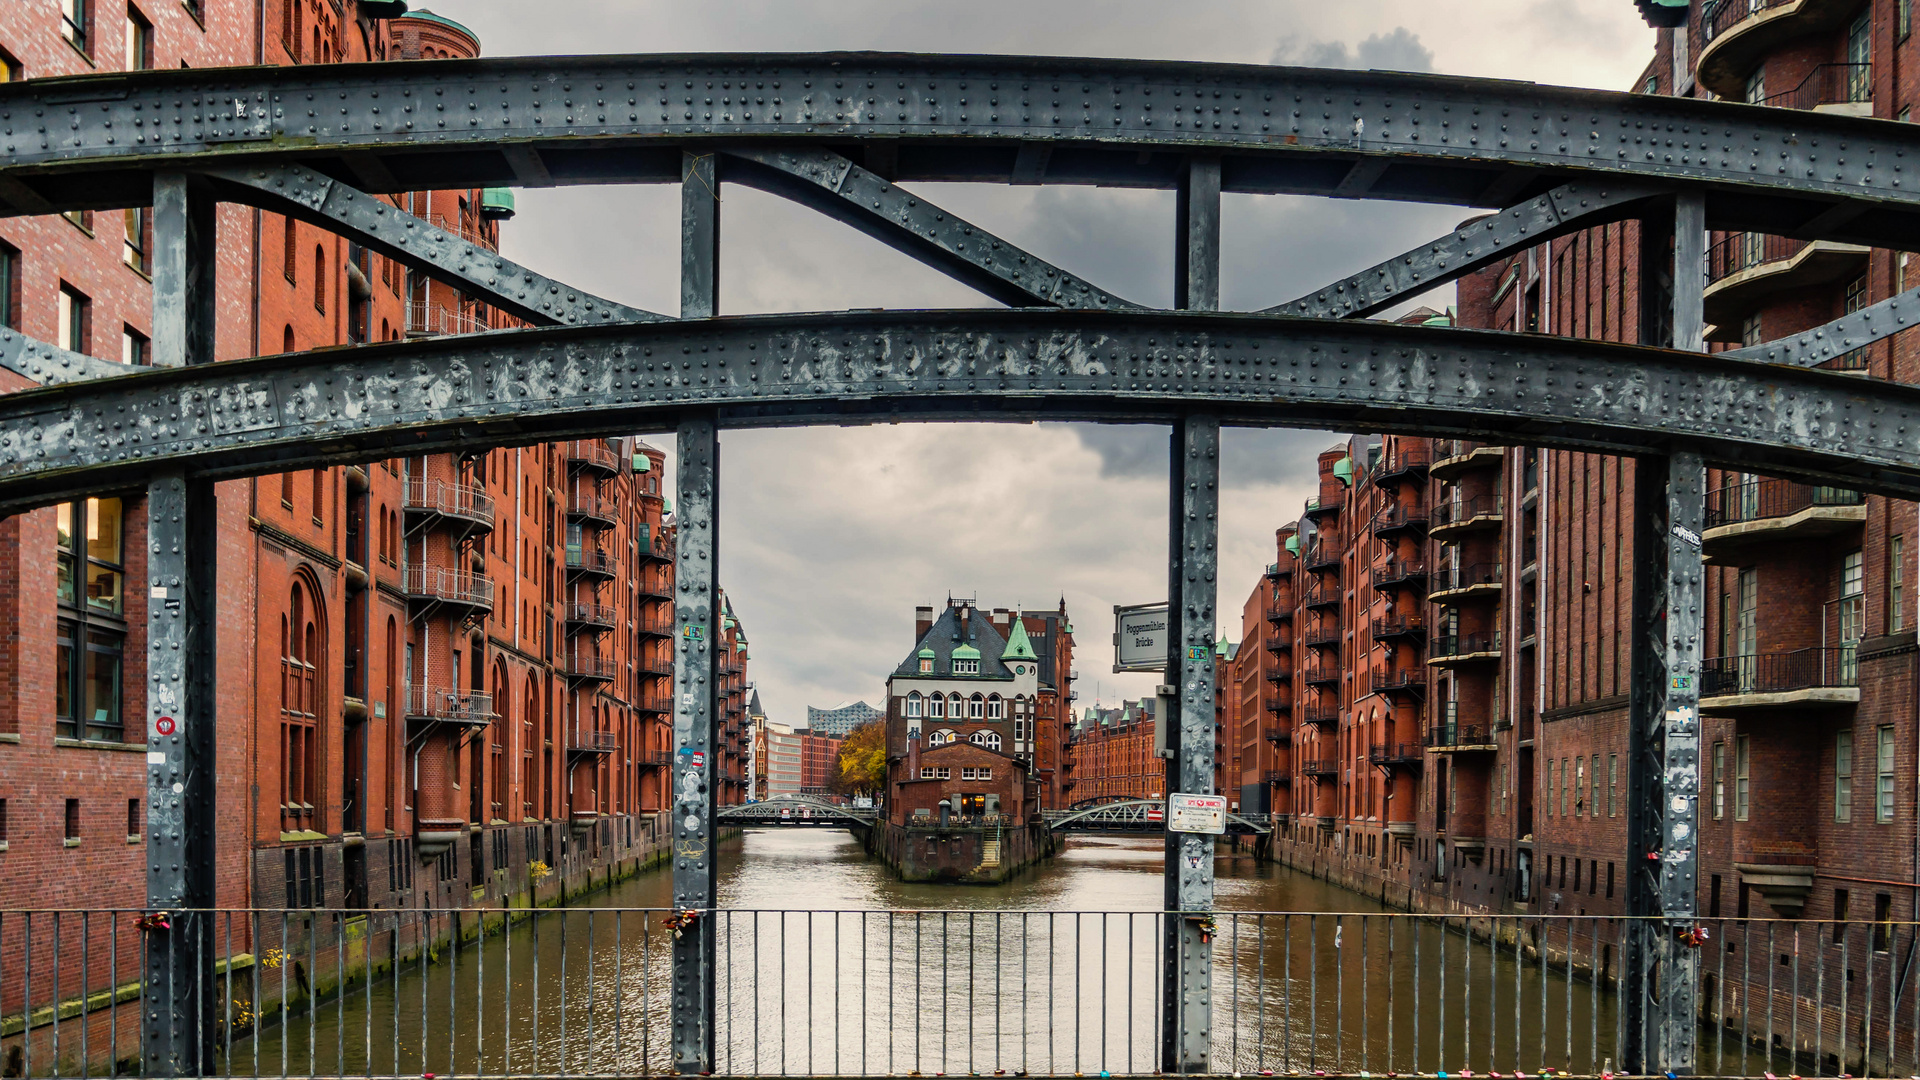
xmin=126 ymin=797 xmax=140 ymax=838
xmin=284 ymin=215 xmax=298 ymax=282
xmin=1560 ymin=758 xmax=1570 ymax=816
xmin=57 ymin=284 xmax=90 ymax=355
xmin=1713 ymin=741 xmax=1725 ymax=819
xmin=919 ymin=767 xmax=934 ymax=779
xmin=1575 ymin=757 xmax=1586 ymax=815
xmin=938 ymin=767 xmax=950 ymax=780
xmin=978 ymin=767 xmax=991 ymax=780
xmin=1836 ymin=729 xmax=1853 ymax=822
xmin=123 ymin=206 xmax=150 ymax=274
xmin=1874 ymin=893 xmax=1893 ymax=950
xmin=1904 ymin=0 xmax=1914 ymax=42
xmin=1607 ymin=754 xmax=1618 ymax=817
xmin=1591 ymin=754 xmax=1601 ymax=818
xmin=61 ymin=0 xmax=88 ymax=52
xmin=1735 ymin=735 xmax=1751 ymax=821
xmin=124 ymin=6 xmax=152 ymax=70
xmin=64 ymin=798 xmax=79 ymax=840
xmin=121 ymin=327 xmax=148 ymax=366
xmin=1842 ymin=550 xmax=1865 ymax=681
xmin=0 ymin=46 xmax=21 ymax=81
xmin=1892 ymin=536 xmax=1906 ymax=633
xmin=55 ymin=498 xmax=126 ymax=742
xmin=0 ymin=798 xmax=7 ymax=843
xmin=0 ymin=242 xmax=16 ymax=330
xmin=1835 ymin=889 xmax=1851 ymax=941
xmin=1546 ymin=761 xmax=1555 ymax=817
xmin=1877 ymin=725 xmax=1896 ymax=822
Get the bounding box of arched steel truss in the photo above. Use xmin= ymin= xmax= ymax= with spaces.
xmin=13 ymin=52 xmax=1912 ymax=1078
xmin=714 ymin=796 xmax=875 ymax=827
xmin=1043 ymin=798 xmax=1270 ymax=836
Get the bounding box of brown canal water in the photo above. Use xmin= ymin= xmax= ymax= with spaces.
xmin=228 ymin=830 xmax=1772 ymax=1077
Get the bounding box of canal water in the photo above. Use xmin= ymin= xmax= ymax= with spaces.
xmin=231 ymin=831 xmax=1660 ymax=1076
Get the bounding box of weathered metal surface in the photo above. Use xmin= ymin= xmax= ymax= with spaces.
xmin=670 ymin=413 xmax=719 ymax=1074
xmin=1273 ymin=182 xmax=1666 ymax=318
xmin=0 ymin=309 xmax=1911 ymax=512
xmin=1175 ymin=157 xmax=1221 ymax=311
xmin=1622 ymin=194 xmax=1705 ymax=1077
xmin=1043 ymin=798 xmax=1270 ymax=834
xmin=1724 ymin=276 xmax=1920 ymax=367
xmin=143 ymin=174 xmax=219 ymax=1077
xmin=1163 ymin=414 xmax=1220 ymax=1074
xmin=0 ymin=327 xmax=130 ymax=385
xmin=681 ymin=151 xmax=719 ymax=320
xmin=723 ymin=146 xmax=1131 ymax=308
xmin=8 ymin=55 xmax=1920 ymax=248
xmin=202 ymin=164 xmax=659 ymax=328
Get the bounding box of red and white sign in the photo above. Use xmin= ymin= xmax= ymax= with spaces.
xmin=1146 ymin=806 xmax=1165 ymax=822
xmin=1167 ymin=793 xmax=1226 ymax=835
xmin=154 ymin=716 xmax=176 ymax=736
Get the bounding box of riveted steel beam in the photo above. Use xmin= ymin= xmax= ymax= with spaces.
xmin=202 ymin=164 xmax=660 ymax=328
xmin=0 ymin=326 xmax=131 ymax=384
xmin=9 ymin=57 xmax=1920 ymax=247
xmin=0 ymin=310 xmax=1914 ymax=513
xmin=669 ymin=413 xmax=719 ymax=1074
xmin=1271 ymin=181 xmax=1667 ymax=319
xmin=722 ymin=146 xmax=1131 ymax=309
xmin=1723 ymin=277 xmax=1920 ymax=367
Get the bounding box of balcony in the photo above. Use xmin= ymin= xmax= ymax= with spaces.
xmin=1372 ymin=503 xmax=1429 ymax=540
xmin=637 ymin=694 xmax=672 ymax=714
xmin=564 ymin=650 xmax=618 ymax=684
xmin=1262 ymin=634 xmax=1291 ymax=655
xmin=568 ymin=728 xmax=620 ymax=757
xmin=1302 ymin=663 xmax=1340 ymax=688
xmin=1264 ymin=604 xmax=1295 ymax=624
xmin=1429 ymin=494 xmax=1504 ymax=540
xmin=1369 ymin=742 xmax=1423 ymax=769
xmin=1429 ymin=632 xmax=1502 ymax=667
xmin=1374 ymin=447 xmax=1430 ymax=487
xmin=565 ymin=545 xmax=616 ymax=581
xmin=638 ymin=581 xmax=674 ymax=603
xmin=1370 ymin=612 xmax=1426 ymax=643
xmin=1263 ymin=770 xmax=1291 ymax=786
xmin=565 ymin=439 xmax=621 ymax=475
xmin=1263 ymin=727 xmax=1291 ymax=745
xmin=637 ymin=660 xmax=673 ymax=678
xmin=1759 ymin=62 xmax=1872 ymax=115
xmin=1700 ymin=648 xmax=1860 ymax=712
xmin=1429 ymin=562 xmax=1503 ymax=605
xmin=1302 ymin=581 xmax=1340 ymax=611
xmin=1372 ymin=559 xmax=1428 ymax=592
xmin=639 ymin=533 xmax=674 ymax=564
xmin=1698 ymin=0 xmax=1866 ymax=101
xmin=637 ymin=614 xmax=674 ymax=639
xmin=566 ymin=493 xmax=618 ymax=528
xmin=1430 ymin=440 xmax=1503 ymax=479
xmin=404 ymin=566 xmax=495 ymax=617
xmin=1302 ymin=706 xmax=1339 ymax=727
xmin=405 ymin=687 xmax=496 ymax=728
xmin=1374 ymin=668 xmax=1428 ymax=699
xmin=1301 ymin=756 xmax=1339 ymax=780
xmin=1303 ymin=624 xmax=1341 ymax=649
xmin=403 ymin=478 xmax=494 ymax=538
xmin=564 ymin=600 xmax=616 ymax=632
xmin=1702 ymin=479 xmax=1865 ymax=563
xmin=1427 ymin=723 xmax=1498 ymax=752
xmin=1303 ymin=496 xmax=1339 ymax=522
xmin=1264 ymin=561 xmax=1295 ymax=581
xmin=1303 ymin=543 xmax=1341 ymax=574
xmin=1704 ymin=232 xmax=1869 ymax=332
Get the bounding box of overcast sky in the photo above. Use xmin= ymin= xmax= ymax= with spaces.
xmin=447 ymin=1 xmax=1658 ymax=724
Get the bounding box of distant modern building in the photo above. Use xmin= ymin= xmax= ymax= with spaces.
xmin=806 ymin=699 xmax=883 ymax=737
xmin=762 ymin=720 xmax=842 ymax=800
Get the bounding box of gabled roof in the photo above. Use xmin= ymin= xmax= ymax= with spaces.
xmin=1001 ymin=618 xmax=1037 ymax=662
xmin=892 ymin=604 xmax=1015 ymax=680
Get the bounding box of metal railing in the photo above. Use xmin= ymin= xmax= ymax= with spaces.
xmin=403 ymin=566 xmax=494 ymax=611
xmin=1301 ymin=706 xmax=1339 ymax=726
xmin=1433 ymin=439 xmax=1500 ymax=467
xmin=1370 ymin=612 xmax=1425 ymax=640
xmin=566 ymin=493 xmax=616 ymax=525
xmin=1372 ymin=559 xmax=1427 ymax=590
xmin=1372 ymin=504 xmax=1429 ymax=535
xmin=565 ymin=546 xmax=615 ymax=577
xmin=1428 ymin=722 xmax=1497 ymax=748
xmin=1374 ymin=446 xmax=1431 ymax=482
xmin=565 ymin=439 xmax=619 ymax=473
xmin=403 ymin=478 xmax=495 ymax=530
xmin=1704 ymin=477 xmax=1864 ymax=528
xmin=1432 ymin=560 xmax=1504 ymax=595
xmin=564 ymin=651 xmax=619 ymax=682
xmin=1373 ymin=668 xmax=1428 ymax=696
xmin=1302 ymin=580 xmax=1339 ymax=609
xmin=1302 ymin=624 xmax=1340 ymax=648
xmin=7 ymin=907 xmax=1918 ymax=1077
xmin=1703 ymin=0 xmax=1790 ymax=40
xmin=1431 ymin=494 xmax=1504 ymax=529
xmin=1760 ymin=62 xmax=1871 ymax=111
xmin=1303 ymin=542 xmax=1340 ymax=572
xmin=1369 ymin=741 xmax=1422 ymax=766
xmin=1431 ymin=632 xmax=1503 ymax=660
xmin=404 ymin=686 xmax=495 ymax=723
xmin=1262 ymin=726 xmax=1290 ymax=744
xmin=1302 ymin=664 xmax=1340 ymax=686
xmin=1705 ymin=231 xmax=1834 ymax=284
xmin=1300 ymin=755 xmax=1339 ymax=777
xmin=1701 ymin=647 xmax=1860 ymax=696
xmin=563 ymin=600 xmax=616 ymax=628
xmin=405 ymin=300 xmax=491 ymax=338
xmin=570 ymin=727 xmax=619 ymax=752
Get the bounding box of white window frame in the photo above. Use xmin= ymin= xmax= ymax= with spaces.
xmin=1877 ymin=725 xmax=1897 ymax=823
xmin=1836 ymin=729 xmax=1853 ymax=822
xmin=968 ymin=694 xmax=984 ymax=719
xmin=1735 ymin=735 xmax=1751 ymax=821
xmin=905 ymin=692 xmax=922 ymax=718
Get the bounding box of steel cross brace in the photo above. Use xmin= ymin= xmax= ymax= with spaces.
xmin=201 ymin=163 xmax=661 ymax=329
xmin=1722 ymin=276 xmax=1920 ymax=366
xmin=0 ymin=327 xmax=130 ymax=385
xmin=722 ymin=146 xmax=1133 ymax=309
xmin=1271 ymin=182 xmax=1667 ymax=319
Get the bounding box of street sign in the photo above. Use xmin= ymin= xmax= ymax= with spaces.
xmin=1146 ymin=805 xmax=1165 ymax=822
xmin=1167 ymin=792 xmax=1226 ymax=835
xmin=1113 ymin=602 xmax=1170 ymax=672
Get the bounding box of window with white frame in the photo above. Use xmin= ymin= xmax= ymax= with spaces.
xmin=987 ymin=694 xmax=1005 ymax=719
xmin=954 ymin=657 xmax=979 ymax=675
xmin=930 ymin=729 xmax=955 ymax=746
xmin=968 ymin=694 xmax=984 ymax=719
xmin=927 ymin=695 xmax=944 ymax=719
xmin=948 ymin=693 xmax=964 ymax=718
xmin=920 ymin=766 xmax=935 ymax=779
xmin=969 ymin=730 xmax=1002 ymax=751
xmin=1735 ymin=735 xmax=1751 ymax=821
xmin=1878 ymin=725 xmax=1897 ymax=823
xmin=1836 ymin=729 xmax=1854 ymax=822
xmin=905 ymin=692 xmax=922 ymax=718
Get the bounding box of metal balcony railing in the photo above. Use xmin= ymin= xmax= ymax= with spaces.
xmin=1263 ymin=727 xmax=1291 ymax=745
xmin=1263 ymin=634 xmax=1290 ymax=655
xmin=1701 ymin=648 xmax=1859 ymax=697
xmin=1370 ymin=613 xmax=1425 ymax=641
xmin=565 ymin=651 xmax=619 ymax=682
xmin=1372 ymin=559 xmax=1428 ymax=591
xmin=566 ymin=493 xmax=617 ymax=526
xmin=569 ymin=728 xmax=619 ymax=753
xmin=1262 ymin=769 xmax=1290 ymax=785
xmin=1432 ymin=439 xmax=1500 ymax=469
xmin=404 ymin=566 xmax=495 ymax=612
xmin=1430 ymin=633 xmax=1502 ymax=661
xmin=1702 ymin=0 xmax=1786 ymax=39
xmin=636 ymin=660 xmax=674 ymax=678
xmin=1303 ymin=625 xmax=1341 ymax=648
xmin=637 ymin=614 xmax=674 ymax=637
xmin=1372 ymin=504 xmax=1429 ymax=536
xmin=637 ymin=694 xmax=672 ymax=713
xmin=406 ymin=300 xmax=490 ymax=338
xmin=1431 ymin=561 xmax=1503 ymax=596
xmin=1302 ymin=663 xmax=1339 ymax=687
xmin=565 ymin=546 xmax=616 ymax=578
xmin=1301 ymin=706 xmax=1338 ymax=727
xmin=566 ymin=439 xmax=620 ymax=474
xmin=405 ymin=686 xmax=495 ymax=724
xmin=1303 ymin=496 xmax=1338 ymax=519
xmin=1302 ymin=581 xmax=1340 ymax=610
xmin=1369 ymin=742 xmax=1422 ymax=767
xmin=1264 ymin=697 xmax=1286 ymax=714
xmin=1704 ymin=478 xmax=1863 ymax=528
xmin=1301 ymin=756 xmax=1339 ymax=778
xmin=403 ymin=478 xmax=495 ymax=531
xmin=1760 ymin=62 xmax=1871 ymax=111
xmin=564 ymin=601 xmax=616 ymax=629
xmin=1263 ymin=561 xmax=1294 ymax=580
xmin=1374 ymin=447 xmax=1431 ymax=484
xmin=1430 ymin=494 xmax=1504 ymax=530
xmin=1374 ymin=668 xmax=1428 ymax=696
xmin=1263 ymin=604 xmax=1293 ymax=623
xmin=1303 ymin=542 xmax=1341 ymax=573
xmin=1427 ymin=723 xmax=1497 ymax=749
xmin=425 ymin=211 xmax=498 ymax=248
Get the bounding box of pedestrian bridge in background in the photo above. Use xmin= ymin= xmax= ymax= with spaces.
xmin=1043 ymin=799 xmax=1271 ymax=836
xmin=716 ymin=796 xmax=876 ymax=828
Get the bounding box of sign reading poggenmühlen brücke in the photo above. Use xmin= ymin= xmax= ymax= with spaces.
xmin=1112 ymin=602 xmax=1169 ymax=673
xmin=1166 ymin=793 xmax=1226 ymax=834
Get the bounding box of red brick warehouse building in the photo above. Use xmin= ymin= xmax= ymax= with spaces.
xmin=0 ymin=1 xmax=749 ymax=1066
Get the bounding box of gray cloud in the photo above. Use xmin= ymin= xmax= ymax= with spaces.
xmin=1269 ymin=27 xmax=1436 ymax=73
xmin=461 ymin=0 xmax=1649 ymax=723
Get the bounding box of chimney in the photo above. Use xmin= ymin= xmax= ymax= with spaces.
xmin=915 ymin=606 xmax=935 ymax=640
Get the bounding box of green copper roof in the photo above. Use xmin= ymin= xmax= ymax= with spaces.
xmin=480 ymin=188 xmax=515 ymax=219
xmin=917 ymin=646 xmax=936 ymax=659
xmin=1001 ymin=619 xmax=1037 ymax=662
xmin=402 ymin=9 xmax=477 ymax=41
xmin=632 ymin=454 xmax=651 ymax=473
xmin=1333 ymin=456 xmax=1354 ymax=486
xmin=1284 ymin=534 xmax=1300 ymax=556
xmin=952 ymin=642 xmax=981 ymax=661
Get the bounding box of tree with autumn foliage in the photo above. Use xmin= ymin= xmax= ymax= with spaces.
xmin=830 ymin=721 xmax=887 ymax=798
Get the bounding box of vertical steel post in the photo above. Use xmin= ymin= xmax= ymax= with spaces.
xmin=670 ymin=148 xmax=721 ymax=1075
xmin=144 ymin=173 xmax=219 ymax=1077
xmin=1162 ymin=154 xmax=1221 ymax=1073
xmin=1623 ymin=192 xmax=1705 ymax=1076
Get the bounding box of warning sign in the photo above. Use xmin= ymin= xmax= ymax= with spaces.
xmin=1167 ymin=793 xmax=1226 ymax=835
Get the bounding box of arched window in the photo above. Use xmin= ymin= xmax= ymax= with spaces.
xmin=281 ymin=580 xmax=322 ymax=833
xmin=968 ymin=693 xmax=985 ymax=719
xmin=930 ymin=729 xmax=955 ymax=747
xmin=948 ymin=693 xmax=964 ymax=718
xmin=282 ymin=325 xmax=295 ymax=354
xmin=927 ymin=695 xmax=944 ymax=719
xmin=970 ymin=730 xmax=1003 ymax=751
xmin=904 ymin=692 xmax=922 ymax=718
xmin=313 ymin=245 xmax=327 ymax=312
xmin=523 ymin=675 xmax=540 ymax=820
xmin=383 ymin=615 xmax=396 ymax=830
xmin=987 ymin=694 xmax=1005 ymax=720
xmin=282 ymin=215 xmax=297 ymax=281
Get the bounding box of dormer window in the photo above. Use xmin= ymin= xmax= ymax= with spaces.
xmin=919 ymin=657 xmax=933 ymax=673
xmin=954 ymin=657 xmax=979 ymax=675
